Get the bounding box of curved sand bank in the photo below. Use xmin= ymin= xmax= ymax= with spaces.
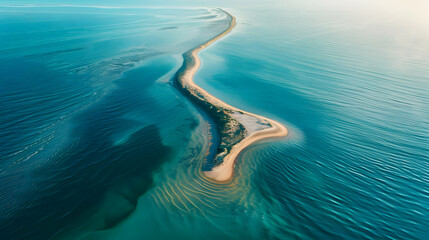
xmin=174 ymin=9 xmax=288 ymax=182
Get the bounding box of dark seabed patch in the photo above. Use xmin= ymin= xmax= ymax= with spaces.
xmin=0 ymin=55 xmax=179 ymax=240
xmin=0 ymin=121 xmax=171 ymax=240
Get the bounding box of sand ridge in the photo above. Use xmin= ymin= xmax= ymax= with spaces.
xmin=176 ymin=9 xmax=288 ymax=182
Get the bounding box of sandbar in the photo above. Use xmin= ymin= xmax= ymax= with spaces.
xmin=174 ymin=9 xmax=288 ymax=182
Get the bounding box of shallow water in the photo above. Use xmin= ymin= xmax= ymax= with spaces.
xmin=1 ymin=1 xmax=428 ymax=240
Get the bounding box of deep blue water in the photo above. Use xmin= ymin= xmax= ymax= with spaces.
xmin=1 ymin=2 xmax=428 ymax=240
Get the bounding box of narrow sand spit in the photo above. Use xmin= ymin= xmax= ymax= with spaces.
xmin=175 ymin=9 xmax=288 ymax=182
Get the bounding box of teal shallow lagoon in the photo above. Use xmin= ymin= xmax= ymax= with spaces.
xmin=1 ymin=1 xmax=428 ymax=240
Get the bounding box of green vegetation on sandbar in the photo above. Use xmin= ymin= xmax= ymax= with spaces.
xmin=173 ymin=51 xmax=247 ymax=166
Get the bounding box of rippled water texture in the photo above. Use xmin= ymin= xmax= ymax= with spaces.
xmin=1 ymin=1 xmax=428 ymax=240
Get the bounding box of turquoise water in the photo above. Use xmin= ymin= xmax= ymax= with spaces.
xmin=1 ymin=1 xmax=428 ymax=240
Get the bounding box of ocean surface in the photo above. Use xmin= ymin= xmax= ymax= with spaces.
xmin=1 ymin=1 xmax=428 ymax=240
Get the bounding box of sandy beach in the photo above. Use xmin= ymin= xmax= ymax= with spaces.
xmin=176 ymin=9 xmax=288 ymax=182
